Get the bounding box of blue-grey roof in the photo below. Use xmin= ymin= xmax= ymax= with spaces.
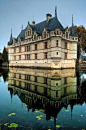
xmin=8 ymin=16 xmax=64 ymax=45
xmin=8 ymin=31 xmax=13 ymax=45
xmin=31 ymin=17 xmax=64 ymax=35
xmin=70 ymin=25 xmax=77 ymax=37
xmin=70 ymin=16 xmax=77 ymax=37
xmin=18 ymin=29 xmax=25 ymax=39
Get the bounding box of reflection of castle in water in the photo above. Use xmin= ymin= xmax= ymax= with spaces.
xmin=8 ymin=68 xmax=77 ymax=121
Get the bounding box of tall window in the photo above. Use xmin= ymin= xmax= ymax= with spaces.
xmin=25 ymin=45 xmax=30 ymax=52
xmin=56 ymin=40 xmax=58 ymax=47
xmin=35 ymin=53 xmax=37 ymax=59
xmin=35 ymin=76 xmax=37 ymax=82
xmin=28 ymin=31 xmax=31 ymax=36
xmin=65 ymin=53 xmax=67 ymax=59
xmin=44 ymin=77 xmax=47 ymax=84
xmin=44 ymin=42 xmax=47 ymax=49
xmin=64 ymin=77 xmax=67 ymax=84
xmin=25 ymin=54 xmax=30 ymax=60
xmin=19 ymin=55 xmax=21 ymax=60
xmin=44 ymin=52 xmax=47 ymax=59
xmin=65 ymin=42 xmax=67 ymax=49
xmin=35 ymin=44 xmax=37 ymax=50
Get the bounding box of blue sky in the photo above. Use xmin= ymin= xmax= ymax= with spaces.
xmin=0 ymin=0 xmax=86 ymax=52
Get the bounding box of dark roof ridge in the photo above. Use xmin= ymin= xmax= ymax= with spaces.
xmin=31 ymin=17 xmax=55 ymax=26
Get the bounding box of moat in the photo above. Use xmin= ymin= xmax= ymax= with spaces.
xmin=0 ymin=68 xmax=86 ymax=130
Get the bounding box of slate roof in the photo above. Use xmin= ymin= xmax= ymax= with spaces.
xmin=31 ymin=16 xmax=64 ymax=35
xmin=70 ymin=25 xmax=77 ymax=37
xmin=8 ymin=15 xmax=65 ymax=45
xmin=18 ymin=29 xmax=25 ymax=39
xmin=70 ymin=15 xmax=77 ymax=37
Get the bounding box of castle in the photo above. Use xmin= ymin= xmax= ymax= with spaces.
xmin=8 ymin=7 xmax=78 ymax=69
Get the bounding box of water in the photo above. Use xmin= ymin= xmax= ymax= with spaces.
xmin=0 ymin=68 xmax=86 ymax=130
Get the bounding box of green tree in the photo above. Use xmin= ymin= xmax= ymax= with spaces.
xmin=69 ymin=26 xmax=86 ymax=61
xmin=2 ymin=47 xmax=8 ymax=63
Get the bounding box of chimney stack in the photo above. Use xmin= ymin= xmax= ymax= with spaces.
xmin=46 ymin=14 xmax=52 ymax=22
xmin=32 ymin=21 xmax=35 ymax=25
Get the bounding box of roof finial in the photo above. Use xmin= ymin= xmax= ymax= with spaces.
xmin=55 ymin=6 xmax=57 ymax=18
xmin=10 ymin=28 xmax=13 ymax=43
xmin=22 ymin=25 xmax=23 ymax=30
xmin=72 ymin=14 xmax=73 ymax=26
xmin=11 ymin=28 xmax=12 ymax=34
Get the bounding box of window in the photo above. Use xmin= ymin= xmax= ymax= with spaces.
xmin=35 ymin=53 xmax=37 ymax=59
xmin=57 ymin=52 xmax=58 ymax=55
xmin=44 ymin=87 xmax=47 ymax=94
xmin=35 ymin=76 xmax=37 ymax=82
xmin=56 ymin=40 xmax=58 ymax=47
xmin=44 ymin=42 xmax=47 ymax=49
xmin=35 ymin=85 xmax=37 ymax=91
xmin=65 ymin=53 xmax=67 ymax=59
xmin=14 ymin=56 xmax=16 ymax=60
xmin=64 ymin=77 xmax=67 ymax=84
xmin=65 ymin=42 xmax=67 ymax=49
xmin=14 ymin=73 xmax=16 ymax=78
xmin=56 ymin=91 xmax=58 ymax=97
xmin=66 ymin=32 xmax=68 ymax=38
xmin=28 ymin=31 xmax=31 ymax=36
xmin=35 ymin=44 xmax=37 ymax=50
xmin=56 ymin=83 xmax=58 ymax=86
xmin=34 ymin=35 xmax=36 ymax=40
xmin=25 ymin=46 xmax=29 ymax=51
xmin=44 ymin=52 xmax=47 ymax=59
xmin=64 ymin=87 xmax=67 ymax=94
xmin=19 ymin=74 xmax=21 ymax=79
xmin=25 ymin=54 xmax=30 ymax=60
xmin=44 ymin=32 xmax=46 ymax=38
xmin=19 ymin=55 xmax=21 ymax=60
xmin=44 ymin=77 xmax=47 ymax=84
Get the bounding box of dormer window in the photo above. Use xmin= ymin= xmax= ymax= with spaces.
xmin=44 ymin=32 xmax=46 ymax=38
xmin=28 ymin=31 xmax=31 ymax=36
xmin=66 ymin=32 xmax=68 ymax=38
xmin=34 ymin=35 xmax=36 ymax=40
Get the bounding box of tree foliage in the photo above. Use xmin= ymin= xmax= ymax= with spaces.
xmin=2 ymin=47 xmax=8 ymax=63
xmin=69 ymin=25 xmax=86 ymax=52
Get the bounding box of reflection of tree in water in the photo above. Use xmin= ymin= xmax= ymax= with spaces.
xmin=77 ymin=79 xmax=86 ymax=105
xmin=2 ymin=69 xmax=9 ymax=82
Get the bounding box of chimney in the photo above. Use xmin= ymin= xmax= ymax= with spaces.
xmin=46 ymin=14 xmax=52 ymax=22
xmin=32 ymin=21 xmax=35 ymax=25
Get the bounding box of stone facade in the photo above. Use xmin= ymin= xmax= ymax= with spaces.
xmin=8 ymin=8 xmax=78 ymax=69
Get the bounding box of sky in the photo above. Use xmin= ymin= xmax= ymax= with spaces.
xmin=0 ymin=0 xmax=86 ymax=52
